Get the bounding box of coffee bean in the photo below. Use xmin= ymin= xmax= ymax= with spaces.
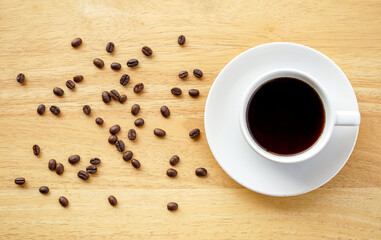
xmin=154 ymin=128 xmax=166 ymax=137
xmin=110 ymin=90 xmax=120 ymax=100
xmin=59 ymin=196 xmax=69 ymax=207
xmin=167 ymin=202 xmax=178 ymax=211
xmin=193 ymin=69 xmax=203 ymax=78
xmin=133 ymin=83 xmax=144 ymax=93
xmin=120 ymin=74 xmax=130 ymax=86
xmin=178 ymin=70 xmax=188 ymax=79
xmin=90 ymin=158 xmax=101 ymax=165
xmin=195 ymin=167 xmax=207 ymax=177
xmin=14 ymin=177 xmax=25 ymax=185
xmin=109 ymin=125 xmax=121 ymax=134
xmin=111 ymin=62 xmax=121 ymax=70
xmin=178 ymin=35 xmax=186 ymax=45
xmin=39 ymin=186 xmax=49 ymax=194
xmin=16 ymin=73 xmax=25 ymax=83
xmin=48 ymin=159 xmax=57 ymax=170
xmin=166 ymin=168 xmax=177 ymax=177
xmin=119 ymin=94 xmax=127 ymax=103
xmin=83 ymin=105 xmax=91 ymax=115
xmin=131 ymin=104 xmax=140 ymax=115
xmin=37 ymin=104 xmax=45 ymax=115
xmin=160 ymin=106 xmax=170 ymax=118
xmin=128 ymin=129 xmax=136 ymax=140
xmin=102 ymin=91 xmax=111 ymax=103
xmin=169 ymin=155 xmax=180 ymax=166
xmin=108 ymin=195 xmax=117 ymax=206
xmin=141 ymin=46 xmax=153 ymax=56
xmin=66 ymin=80 xmax=75 ymax=89
xmin=33 ymin=144 xmax=40 ymax=156
xmin=189 ymin=89 xmax=200 ymax=97
xmin=134 ymin=118 xmax=144 ymax=127
xmin=71 ymin=38 xmax=82 ymax=48
xmin=115 ymin=140 xmax=125 ymax=152
xmin=86 ymin=165 xmax=97 ymax=174
xmin=73 ymin=75 xmax=83 ymax=83
xmin=106 ymin=42 xmax=115 ymax=53
xmin=93 ymin=58 xmax=104 ymax=68
xmin=189 ymin=128 xmax=200 ymax=139
xmin=68 ymin=155 xmax=80 ymax=164
xmin=171 ymin=87 xmax=182 ymax=96
xmin=50 ymin=106 xmax=61 ymax=115
xmin=131 ymin=159 xmax=141 ymax=169
xmin=55 ymin=163 xmax=64 ymax=175
xmin=77 ymin=170 xmax=89 ymax=180
xmin=127 ymin=59 xmax=139 ymax=67
xmin=123 ymin=151 xmax=133 ymax=161
xmin=108 ymin=135 xmax=118 ymax=144
xmin=95 ymin=117 xmax=104 ymax=125
xmin=53 ymin=87 xmax=64 ymax=96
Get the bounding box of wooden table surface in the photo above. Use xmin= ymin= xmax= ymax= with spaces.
xmin=0 ymin=0 xmax=380 ymax=239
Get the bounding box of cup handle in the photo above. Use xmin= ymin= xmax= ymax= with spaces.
xmin=335 ymin=111 xmax=361 ymax=126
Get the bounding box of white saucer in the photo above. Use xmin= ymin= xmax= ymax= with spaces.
xmin=204 ymin=42 xmax=360 ymax=196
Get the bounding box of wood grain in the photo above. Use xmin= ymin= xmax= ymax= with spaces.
xmin=0 ymin=0 xmax=380 ymax=239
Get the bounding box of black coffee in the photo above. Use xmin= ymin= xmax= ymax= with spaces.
xmin=247 ymin=77 xmax=325 ymax=155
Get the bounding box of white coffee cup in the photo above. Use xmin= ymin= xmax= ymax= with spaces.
xmin=239 ymin=68 xmax=361 ymax=164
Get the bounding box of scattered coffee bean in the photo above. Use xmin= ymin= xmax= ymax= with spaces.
xmin=154 ymin=128 xmax=166 ymax=137
xmin=131 ymin=104 xmax=140 ymax=115
xmin=120 ymin=74 xmax=130 ymax=86
xmin=93 ymin=58 xmax=104 ymax=68
xmin=189 ymin=128 xmax=201 ymax=139
xmin=108 ymin=135 xmax=118 ymax=144
xmin=115 ymin=140 xmax=125 ymax=152
xmin=77 ymin=170 xmax=89 ymax=180
xmin=39 ymin=186 xmax=49 ymax=194
xmin=73 ymin=75 xmax=83 ymax=83
xmin=53 ymin=87 xmax=64 ymax=96
xmin=102 ymin=91 xmax=111 ymax=103
xmin=95 ymin=117 xmax=104 ymax=125
xmin=68 ymin=155 xmax=80 ymax=164
xmin=14 ymin=177 xmax=25 ymax=185
xmin=160 ymin=106 xmax=170 ymax=118
xmin=189 ymin=89 xmax=200 ymax=97
xmin=109 ymin=125 xmax=121 ymax=134
xmin=106 ymin=42 xmax=115 ymax=53
xmin=110 ymin=89 xmax=120 ymax=100
xmin=33 ymin=144 xmax=40 ymax=156
xmin=71 ymin=38 xmax=82 ymax=48
xmin=171 ymin=87 xmax=182 ymax=96
xmin=133 ymin=83 xmax=144 ymax=93
xmin=59 ymin=196 xmax=69 ymax=207
xmin=141 ymin=46 xmax=153 ymax=56
xmin=128 ymin=129 xmax=136 ymax=140
xmin=37 ymin=104 xmax=45 ymax=115
xmin=55 ymin=163 xmax=64 ymax=175
xmin=134 ymin=118 xmax=144 ymax=127
xmin=131 ymin=159 xmax=141 ymax=169
xmin=195 ymin=167 xmax=207 ymax=177
xmin=48 ymin=159 xmax=57 ymax=170
xmin=50 ymin=106 xmax=61 ymax=115
xmin=123 ymin=151 xmax=133 ymax=161
xmin=90 ymin=158 xmax=101 ymax=165
xmin=169 ymin=155 xmax=180 ymax=166
xmin=193 ymin=69 xmax=203 ymax=78
xmin=86 ymin=165 xmax=97 ymax=174
xmin=166 ymin=168 xmax=177 ymax=177
xmin=178 ymin=35 xmax=186 ymax=45
xmin=127 ymin=59 xmax=139 ymax=67
xmin=111 ymin=62 xmax=121 ymax=70
xmin=66 ymin=80 xmax=75 ymax=89
xmin=119 ymin=94 xmax=127 ymax=103
xmin=178 ymin=70 xmax=188 ymax=79
xmin=83 ymin=105 xmax=91 ymax=115
xmin=167 ymin=202 xmax=178 ymax=211
xmin=108 ymin=195 xmax=117 ymax=206
xmin=16 ymin=73 xmax=25 ymax=83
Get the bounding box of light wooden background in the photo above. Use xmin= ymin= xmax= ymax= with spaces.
xmin=0 ymin=0 xmax=380 ymax=239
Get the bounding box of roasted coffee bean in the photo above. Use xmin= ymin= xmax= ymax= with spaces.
xmin=71 ymin=38 xmax=82 ymax=48
xmin=167 ymin=202 xmax=178 ymax=211
xmin=55 ymin=163 xmax=64 ymax=175
xmin=102 ymin=91 xmax=111 ymax=103
xmin=33 ymin=144 xmax=40 ymax=156
xmin=171 ymin=87 xmax=182 ymax=96
xmin=95 ymin=117 xmax=104 ymax=125
xmin=109 ymin=125 xmax=121 ymax=134
xmin=90 ymin=158 xmax=101 ymax=165
xmin=66 ymin=80 xmax=75 ymax=89
xmin=14 ymin=177 xmax=25 ymax=185
xmin=141 ymin=46 xmax=153 ymax=56
xmin=178 ymin=70 xmax=188 ymax=79
xmin=120 ymin=74 xmax=130 ymax=86
xmin=106 ymin=42 xmax=115 ymax=53
xmin=131 ymin=159 xmax=141 ymax=169
xmin=73 ymin=75 xmax=83 ymax=83
xmin=77 ymin=170 xmax=89 ymax=180
xmin=169 ymin=155 xmax=180 ymax=166
xmin=86 ymin=165 xmax=97 ymax=174
xmin=93 ymin=58 xmax=104 ymax=68
xmin=189 ymin=89 xmax=200 ymax=97
xmin=160 ymin=106 xmax=170 ymax=118
xmin=50 ymin=105 xmax=60 ymax=115
xmin=16 ymin=73 xmax=25 ymax=83
xmin=68 ymin=155 xmax=80 ymax=164
xmin=108 ymin=135 xmax=118 ymax=144
xmin=127 ymin=59 xmax=139 ymax=67
xmin=166 ymin=168 xmax=177 ymax=177
xmin=37 ymin=104 xmax=45 ymax=115
xmin=110 ymin=90 xmax=120 ymax=100
xmin=119 ymin=94 xmax=127 ymax=103
xmin=195 ymin=167 xmax=207 ymax=177
xmin=178 ymin=35 xmax=186 ymax=45
xmin=123 ymin=151 xmax=133 ymax=161
xmin=154 ymin=128 xmax=166 ymax=137
xmin=83 ymin=105 xmax=91 ymax=115
xmin=48 ymin=159 xmax=57 ymax=170
xmin=53 ymin=87 xmax=64 ymax=96
xmin=131 ymin=104 xmax=140 ymax=115
xmin=128 ymin=129 xmax=136 ymax=140
xmin=111 ymin=62 xmax=121 ymax=70
xmin=193 ymin=69 xmax=203 ymax=78
xmin=108 ymin=195 xmax=117 ymax=206
xmin=134 ymin=118 xmax=144 ymax=127
xmin=133 ymin=83 xmax=144 ymax=93
xmin=189 ymin=128 xmax=201 ymax=139
xmin=39 ymin=186 xmax=49 ymax=194
xmin=59 ymin=196 xmax=69 ymax=207
xmin=115 ymin=140 xmax=125 ymax=152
